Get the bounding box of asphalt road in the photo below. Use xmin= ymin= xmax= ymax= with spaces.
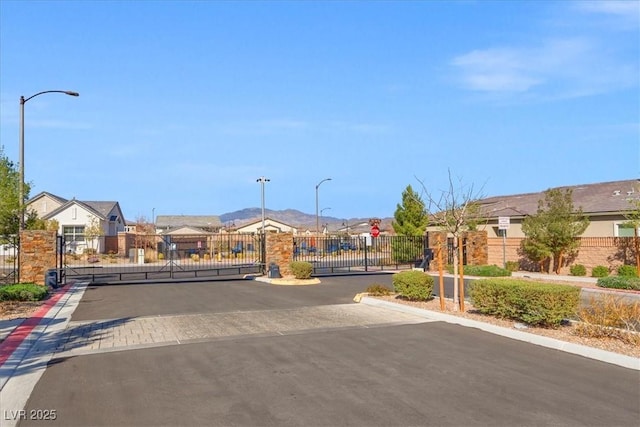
xmin=14 ymin=275 xmax=640 ymax=426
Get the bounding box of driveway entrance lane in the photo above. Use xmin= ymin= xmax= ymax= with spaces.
xmin=21 ymin=322 xmax=639 ymax=427
xmin=71 ymin=275 xmax=391 ymax=321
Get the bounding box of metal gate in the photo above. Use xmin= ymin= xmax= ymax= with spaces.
xmin=63 ymin=233 xmax=265 ymax=283
xmin=293 ymin=235 xmax=430 ymax=275
xmin=0 ymin=236 xmax=18 ymax=285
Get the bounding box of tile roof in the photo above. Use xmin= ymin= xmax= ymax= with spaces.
xmin=156 ymin=215 xmax=222 ymax=228
xmin=478 ymin=179 xmax=639 ymax=218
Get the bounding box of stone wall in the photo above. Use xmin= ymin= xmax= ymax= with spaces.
xmin=19 ymin=230 xmax=57 ymax=285
xmin=427 ymin=231 xmax=488 ymax=267
xmin=487 ymin=236 xmax=638 ymax=274
xmin=265 ymin=233 xmax=294 ymax=277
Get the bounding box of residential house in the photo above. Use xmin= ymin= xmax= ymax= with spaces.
xmin=447 ymin=179 xmax=639 ymax=238
xmin=235 ymin=218 xmax=297 ymax=234
xmin=26 ymin=193 xmax=127 ymax=254
xmin=155 ymin=215 xmax=222 ymax=234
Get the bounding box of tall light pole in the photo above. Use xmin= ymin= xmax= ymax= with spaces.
xmin=257 ymin=177 xmax=270 ymax=274
xmin=257 ymin=177 xmax=270 ymax=234
xmin=19 ymin=90 xmax=79 ymax=230
xmin=315 ymin=178 xmax=331 ymax=236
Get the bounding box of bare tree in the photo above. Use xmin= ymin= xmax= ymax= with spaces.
xmin=418 ymin=170 xmax=484 ymax=311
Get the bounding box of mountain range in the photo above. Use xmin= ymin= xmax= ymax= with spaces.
xmin=219 ymin=208 xmax=393 ymax=231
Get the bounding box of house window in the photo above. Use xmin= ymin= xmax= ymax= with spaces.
xmin=615 ymin=223 xmax=637 ymax=237
xmin=63 ymin=226 xmax=85 ymax=242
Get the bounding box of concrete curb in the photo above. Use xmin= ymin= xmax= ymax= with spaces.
xmin=252 ymin=276 xmax=321 ymax=286
xmin=360 ymin=296 xmax=640 ymax=371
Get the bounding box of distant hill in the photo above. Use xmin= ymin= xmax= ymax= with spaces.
xmin=220 ymin=208 xmax=393 ymax=231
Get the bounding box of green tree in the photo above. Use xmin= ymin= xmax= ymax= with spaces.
xmin=392 ymin=185 xmax=428 ymax=236
xmin=84 ymin=216 xmax=104 ymax=255
xmin=391 ymin=185 xmax=428 ymax=264
xmin=0 ymin=147 xmax=22 ymax=242
xmin=521 ymin=188 xmax=589 ymax=274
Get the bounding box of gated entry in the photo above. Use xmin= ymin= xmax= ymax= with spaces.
xmin=63 ymin=233 xmax=264 ymax=283
xmin=293 ymin=235 xmax=429 ymax=274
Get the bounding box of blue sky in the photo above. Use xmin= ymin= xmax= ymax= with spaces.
xmin=1 ymin=0 xmax=638 ymax=222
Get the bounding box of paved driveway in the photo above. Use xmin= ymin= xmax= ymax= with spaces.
xmin=7 ymin=275 xmax=640 ymax=426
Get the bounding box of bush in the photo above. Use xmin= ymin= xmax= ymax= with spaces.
xmin=469 ymin=278 xmax=580 ymax=327
xmin=158 ymin=253 xmax=165 ymax=260
xmin=290 ymin=261 xmax=313 ymax=279
xmin=597 ymin=276 xmax=640 ymax=291
xmin=505 ymin=261 xmax=519 ymax=272
xmin=591 ymin=265 xmax=609 ymax=278
xmin=575 ymin=295 xmax=640 ymax=346
xmin=366 ymin=284 xmax=393 ymax=296
xmin=392 ymin=270 xmax=434 ymax=301
xmin=0 ymin=283 xmax=49 ymax=301
xmin=617 ymin=265 xmax=638 ymax=278
xmin=569 ymin=264 xmax=587 ymax=276
xmin=462 ymin=265 xmax=511 ymax=277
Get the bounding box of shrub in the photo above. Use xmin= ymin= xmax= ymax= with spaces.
xmin=597 ymin=276 xmax=640 ymax=291
xmin=462 ymin=265 xmax=511 ymax=277
xmin=591 ymin=265 xmax=609 ymax=278
xmin=290 ymin=261 xmax=313 ymax=279
xmin=366 ymin=284 xmax=393 ymax=296
xmin=575 ymin=295 xmax=640 ymax=346
xmin=158 ymin=253 xmax=165 ymax=260
xmin=392 ymin=270 xmax=434 ymax=301
xmin=617 ymin=265 xmax=638 ymax=278
xmin=0 ymin=283 xmax=49 ymax=301
xmin=190 ymin=254 xmax=200 ymax=262
xmin=469 ymin=278 xmax=580 ymax=327
xmin=569 ymin=264 xmax=587 ymax=276
xmin=505 ymin=261 xmax=519 ymax=272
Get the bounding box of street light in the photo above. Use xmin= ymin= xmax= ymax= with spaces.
xmin=256 ymin=177 xmax=270 ymax=234
xmin=315 ymin=178 xmax=331 ymax=236
xmin=19 ymin=90 xmax=79 ymax=230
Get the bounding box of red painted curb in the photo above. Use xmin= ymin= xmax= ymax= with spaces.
xmin=0 ymin=284 xmax=73 ymax=367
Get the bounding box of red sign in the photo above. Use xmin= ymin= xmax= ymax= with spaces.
xmin=370 ymin=225 xmax=380 ymax=237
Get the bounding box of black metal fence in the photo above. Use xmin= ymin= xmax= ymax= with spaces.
xmin=0 ymin=237 xmax=18 ymax=285
xmin=63 ymin=233 xmax=264 ymax=283
xmin=293 ymin=235 xmax=429 ymax=274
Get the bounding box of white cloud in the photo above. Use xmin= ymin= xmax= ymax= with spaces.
xmin=451 ymin=37 xmax=638 ymax=99
xmin=575 ymin=0 xmax=640 ymax=17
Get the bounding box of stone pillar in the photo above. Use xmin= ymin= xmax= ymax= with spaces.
xmin=463 ymin=231 xmax=488 ymax=265
xmin=265 ymin=233 xmax=294 ymax=277
xmin=19 ymin=230 xmax=57 ymax=285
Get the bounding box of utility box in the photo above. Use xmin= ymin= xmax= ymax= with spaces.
xmin=45 ymin=269 xmax=59 ymax=288
xmin=268 ymin=263 xmax=282 ymax=279
xmin=137 ymin=249 xmax=145 ymax=265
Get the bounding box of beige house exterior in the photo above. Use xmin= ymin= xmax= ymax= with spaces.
xmin=235 ymin=218 xmax=297 ymax=234
xmin=468 ymin=179 xmax=639 ymax=238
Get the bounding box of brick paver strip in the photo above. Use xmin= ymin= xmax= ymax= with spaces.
xmin=55 ymin=304 xmax=432 ymax=357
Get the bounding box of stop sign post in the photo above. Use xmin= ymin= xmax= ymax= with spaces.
xmin=370 ymin=225 xmax=380 ymax=237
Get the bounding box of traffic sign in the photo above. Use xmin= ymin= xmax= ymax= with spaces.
xmin=371 ymin=225 xmax=380 ymax=237
xmin=498 ymin=216 xmax=510 ymax=230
